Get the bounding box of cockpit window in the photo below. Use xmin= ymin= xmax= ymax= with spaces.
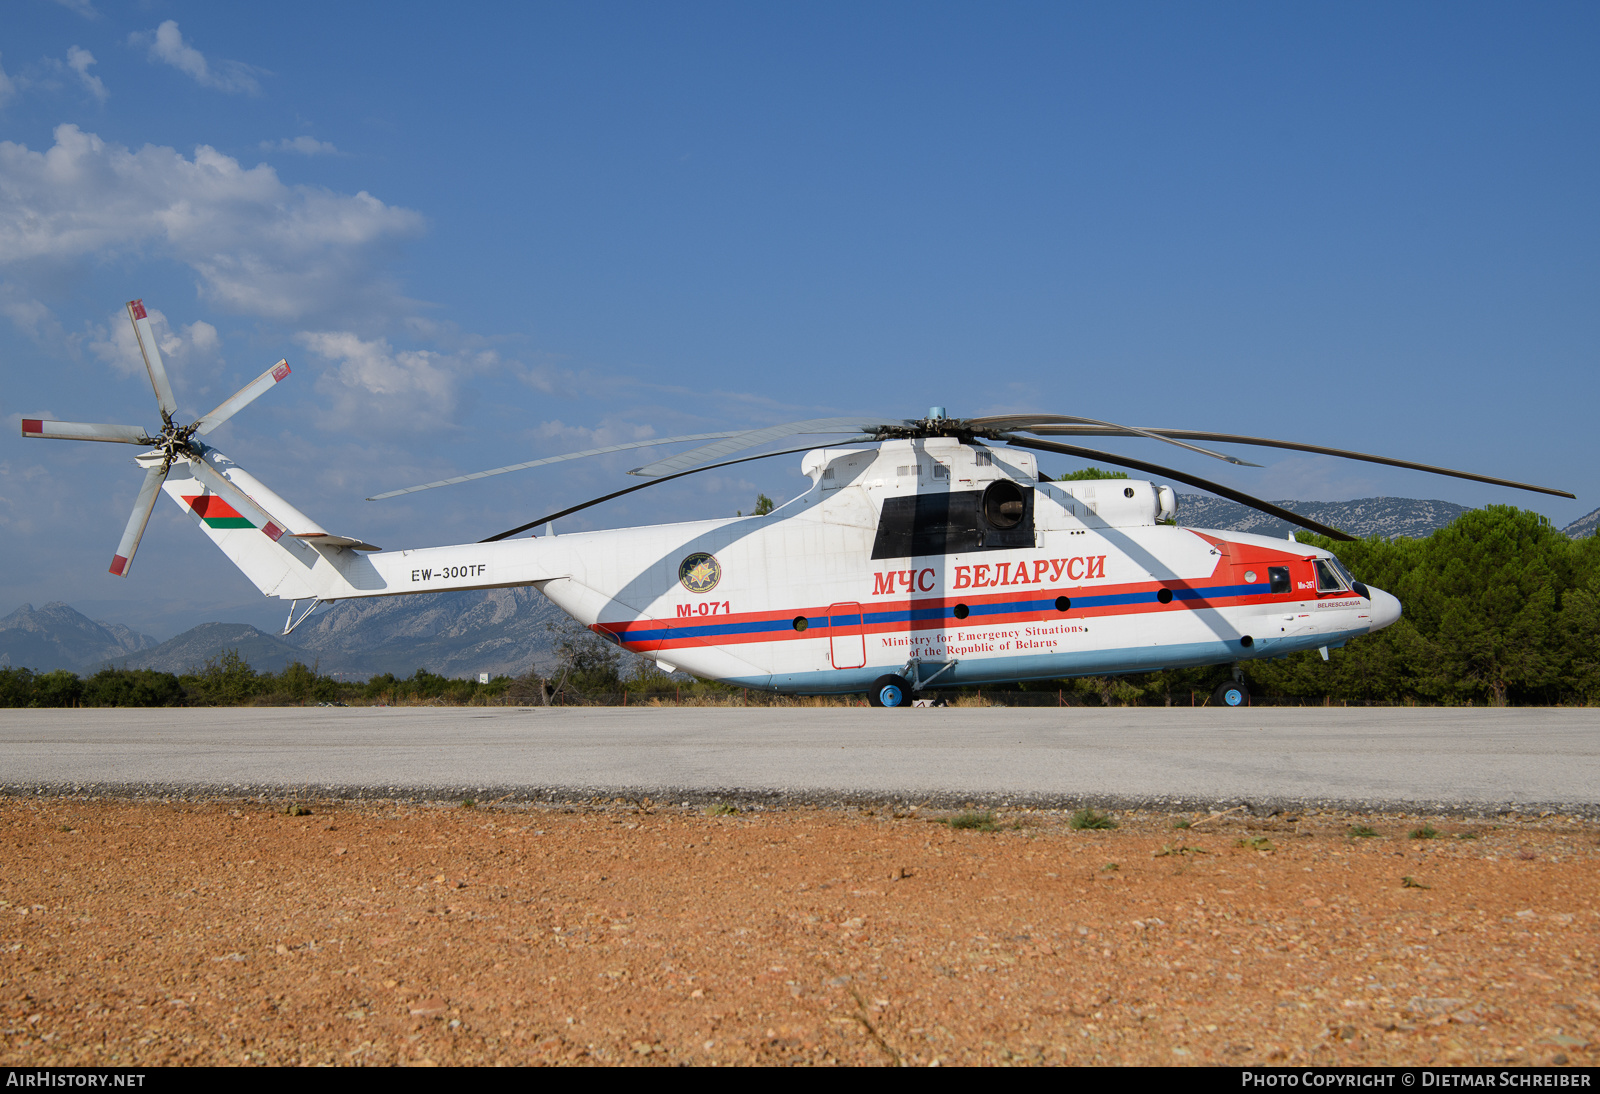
xmin=1314 ymin=559 xmax=1347 ymax=593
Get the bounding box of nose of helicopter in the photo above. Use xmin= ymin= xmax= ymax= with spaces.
xmin=1366 ymin=586 xmax=1402 ymax=632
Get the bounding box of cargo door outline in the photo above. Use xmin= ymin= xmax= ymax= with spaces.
xmin=828 ymin=601 xmax=866 ymax=669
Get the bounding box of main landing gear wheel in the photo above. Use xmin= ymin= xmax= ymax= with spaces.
xmin=868 ymin=674 xmax=912 ymax=708
xmin=1212 ymin=681 xmax=1251 ymax=708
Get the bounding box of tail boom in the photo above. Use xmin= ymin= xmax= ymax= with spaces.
xmin=159 ymin=449 xmax=553 ymax=602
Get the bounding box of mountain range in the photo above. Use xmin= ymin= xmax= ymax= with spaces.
xmin=6 ymin=496 xmax=1594 ymax=679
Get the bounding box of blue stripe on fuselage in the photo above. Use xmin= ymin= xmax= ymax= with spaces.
xmin=611 ymin=581 xmax=1279 ymax=644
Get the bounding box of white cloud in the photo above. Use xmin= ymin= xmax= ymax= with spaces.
xmin=53 ymin=0 xmax=100 ymax=18
xmin=0 ymin=124 xmax=424 ymax=324
xmin=296 ymin=330 xmax=500 ymax=432
xmin=185 ymin=320 xmax=220 ymax=355
xmin=66 ymin=47 xmax=107 ymax=102
xmin=87 ymin=306 xmax=226 ymax=404
xmin=0 ymin=54 xmax=16 ymax=109
xmin=261 ymin=136 xmax=338 ymax=156
xmin=136 ymin=20 xmax=262 ymax=96
xmin=0 ymin=284 xmax=68 ymax=350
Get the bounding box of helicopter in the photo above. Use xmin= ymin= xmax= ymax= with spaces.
xmin=23 ymin=300 xmax=1577 ymax=708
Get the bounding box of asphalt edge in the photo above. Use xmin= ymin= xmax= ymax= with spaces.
xmin=3 ymin=781 xmax=1596 ymax=820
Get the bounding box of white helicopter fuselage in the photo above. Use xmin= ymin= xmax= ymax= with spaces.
xmin=157 ymin=435 xmax=1401 ymax=693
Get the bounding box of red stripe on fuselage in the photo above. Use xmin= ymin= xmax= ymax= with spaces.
xmin=597 ymin=579 xmax=1337 ymax=653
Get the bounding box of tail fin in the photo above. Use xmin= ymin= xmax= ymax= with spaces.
xmin=158 ymin=448 xmax=348 ymax=601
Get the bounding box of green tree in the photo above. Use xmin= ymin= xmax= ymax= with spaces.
xmin=1558 ymin=532 xmax=1600 ymax=703
xmin=30 ymin=669 xmax=84 ymax=707
xmin=82 ymin=668 xmax=185 ymax=707
xmin=0 ymin=667 xmax=37 ymax=708
xmin=1403 ymin=507 xmax=1570 ymax=705
xmin=1055 ymin=467 xmax=1130 ymax=481
xmin=182 ymin=649 xmax=260 ymax=706
xmin=544 ymin=619 xmax=622 ymax=702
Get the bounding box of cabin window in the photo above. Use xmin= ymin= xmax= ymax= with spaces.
xmin=871 ymin=485 xmax=1036 ymax=559
xmin=1268 ymin=566 xmax=1290 ymax=594
xmin=932 ymin=463 xmax=949 ymax=481
xmin=974 ymin=449 xmax=993 ymax=467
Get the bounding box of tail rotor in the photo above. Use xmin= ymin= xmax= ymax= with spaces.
xmin=21 ymin=299 xmax=292 ymax=576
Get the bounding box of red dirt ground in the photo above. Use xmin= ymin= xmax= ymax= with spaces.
xmin=1 ymin=798 xmax=1595 ymax=1066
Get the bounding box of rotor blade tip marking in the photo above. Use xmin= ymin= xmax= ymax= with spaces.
xmin=127 ymin=300 xmax=146 ymax=319
xmin=109 ymin=555 xmax=128 ymax=577
xmin=271 ymin=361 xmax=290 ymax=382
xmin=22 ymin=419 xmax=41 ymax=435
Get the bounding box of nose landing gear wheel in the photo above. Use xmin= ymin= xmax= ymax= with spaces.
xmin=868 ymin=674 xmax=912 ymax=708
xmin=1212 ymin=681 xmax=1251 ymax=707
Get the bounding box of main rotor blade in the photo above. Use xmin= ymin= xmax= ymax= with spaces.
xmin=1020 ymin=424 xmax=1575 ymax=500
xmin=367 ymin=432 xmax=746 ymax=501
xmin=628 ymin=417 xmax=911 ymax=478
xmin=108 ymin=463 xmax=169 ymax=577
xmin=21 ymin=419 xmax=152 ymax=445
xmin=1003 ymin=435 xmax=1357 ymax=541
xmin=127 ymin=300 xmax=178 ymax=421
xmin=482 ymin=437 xmax=877 ymax=542
xmin=969 ymin=413 xmax=1259 ymax=467
xmin=193 ymin=360 xmax=291 ymax=436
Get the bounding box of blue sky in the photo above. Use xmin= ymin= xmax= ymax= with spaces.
xmin=3 ymin=1 xmax=1596 ymax=638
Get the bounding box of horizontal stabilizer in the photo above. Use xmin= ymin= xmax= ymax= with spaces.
xmin=294 ymin=532 xmax=382 ymax=552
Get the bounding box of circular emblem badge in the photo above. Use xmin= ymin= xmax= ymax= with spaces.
xmin=678 ymin=552 xmax=722 ymax=594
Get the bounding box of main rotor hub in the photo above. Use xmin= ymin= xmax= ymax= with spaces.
xmin=877 ymin=416 xmax=983 ymax=441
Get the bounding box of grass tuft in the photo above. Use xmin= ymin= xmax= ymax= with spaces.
xmin=1457 ymin=831 xmax=1480 ymax=840
xmin=1401 ymin=875 xmax=1431 ymax=889
xmin=1349 ymin=825 xmax=1380 ymax=839
xmin=284 ymin=803 xmax=312 ymax=817
xmin=944 ymin=811 xmax=998 ymax=831
xmin=705 ymin=802 xmax=739 ymax=817
xmin=1237 ymin=836 xmax=1274 ymax=852
xmin=1173 ymin=819 xmax=1192 ymax=829
xmin=460 ymin=799 xmax=476 ymax=809
xmin=1070 ymin=808 xmax=1118 ymax=830
xmin=1409 ymin=823 xmax=1440 ymax=840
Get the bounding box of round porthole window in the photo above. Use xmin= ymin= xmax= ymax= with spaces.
xmin=1244 ymin=570 xmax=1258 ymax=583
